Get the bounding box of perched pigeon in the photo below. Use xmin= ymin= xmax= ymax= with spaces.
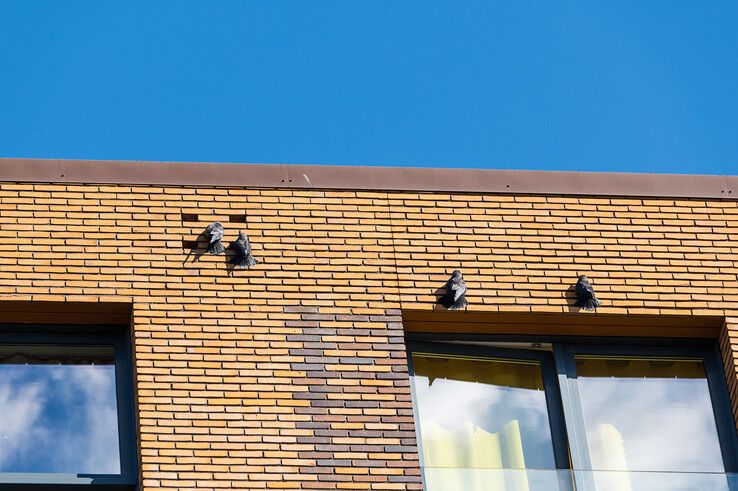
xmin=230 ymin=231 xmax=258 ymax=268
xmin=205 ymin=222 xmax=225 ymax=254
xmin=438 ymin=270 xmax=468 ymax=310
xmin=575 ymin=275 xmax=601 ymax=311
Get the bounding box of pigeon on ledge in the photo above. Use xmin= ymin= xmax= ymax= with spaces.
xmin=205 ymin=222 xmax=225 ymax=254
xmin=438 ymin=270 xmax=468 ymax=310
xmin=230 ymin=231 xmax=258 ymax=268
xmin=575 ymin=275 xmax=601 ymax=311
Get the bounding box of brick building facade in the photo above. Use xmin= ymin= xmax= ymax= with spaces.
xmin=0 ymin=158 xmax=736 ymax=490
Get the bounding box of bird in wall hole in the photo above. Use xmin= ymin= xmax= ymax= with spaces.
xmin=230 ymin=231 xmax=258 ymax=268
xmin=575 ymin=275 xmax=601 ymax=311
xmin=438 ymin=270 xmax=468 ymax=310
xmin=205 ymin=222 xmax=225 ymax=254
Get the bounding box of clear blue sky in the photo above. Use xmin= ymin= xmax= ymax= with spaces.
xmin=1 ymin=1 xmax=737 ymax=174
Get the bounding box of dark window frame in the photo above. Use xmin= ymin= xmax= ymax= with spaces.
xmin=407 ymin=335 xmax=738 ymax=488
xmin=0 ymin=325 xmax=138 ymax=489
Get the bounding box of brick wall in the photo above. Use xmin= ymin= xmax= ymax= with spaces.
xmin=0 ymin=182 xmax=737 ymax=489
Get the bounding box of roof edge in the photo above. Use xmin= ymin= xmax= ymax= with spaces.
xmin=0 ymin=158 xmax=735 ymax=199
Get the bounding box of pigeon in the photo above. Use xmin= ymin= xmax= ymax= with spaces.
xmin=230 ymin=231 xmax=258 ymax=268
xmin=205 ymin=222 xmax=225 ymax=254
xmin=438 ymin=270 xmax=468 ymax=310
xmin=575 ymin=275 xmax=601 ymax=311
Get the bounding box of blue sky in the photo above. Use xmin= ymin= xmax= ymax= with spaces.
xmin=1 ymin=1 xmax=737 ymax=174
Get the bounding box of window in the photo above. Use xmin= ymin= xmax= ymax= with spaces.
xmin=408 ymin=339 xmax=738 ymax=491
xmin=0 ymin=329 xmax=137 ymax=488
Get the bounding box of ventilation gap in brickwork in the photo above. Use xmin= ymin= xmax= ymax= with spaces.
xmin=228 ymin=214 xmax=247 ymax=223
xmin=181 ymin=213 xmax=199 ymax=223
xmin=182 ymin=240 xmax=199 ymax=250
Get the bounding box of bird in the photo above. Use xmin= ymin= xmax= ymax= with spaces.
xmin=575 ymin=275 xmax=601 ymax=311
xmin=230 ymin=231 xmax=258 ymax=268
xmin=437 ymin=270 xmax=468 ymax=310
xmin=205 ymin=222 xmax=225 ymax=254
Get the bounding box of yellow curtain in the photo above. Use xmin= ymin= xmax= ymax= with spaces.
xmin=421 ymin=420 xmax=530 ymax=491
xmin=591 ymin=423 xmax=632 ymax=491
xmin=501 ymin=420 xmax=529 ymax=491
xmin=421 ymin=421 xmax=463 ymax=491
xmin=413 ymin=353 xmax=545 ymax=390
xmin=466 ymin=421 xmax=504 ymax=490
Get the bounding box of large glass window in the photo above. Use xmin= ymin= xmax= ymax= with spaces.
xmin=0 ymin=331 xmax=137 ymax=488
xmin=576 ymin=357 xmax=724 ymax=472
xmin=412 ymin=353 xmax=560 ymax=490
xmin=409 ymin=341 xmax=738 ymax=491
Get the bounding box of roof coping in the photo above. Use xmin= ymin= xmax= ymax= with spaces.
xmin=0 ymin=158 xmax=735 ymax=199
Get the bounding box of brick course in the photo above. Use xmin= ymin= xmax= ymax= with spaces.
xmin=0 ymin=180 xmax=737 ymax=489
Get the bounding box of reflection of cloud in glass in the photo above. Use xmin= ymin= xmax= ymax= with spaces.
xmin=578 ymin=375 xmax=724 ymax=473
xmin=0 ymin=363 xmax=120 ymax=474
xmin=0 ymin=380 xmax=45 ymax=467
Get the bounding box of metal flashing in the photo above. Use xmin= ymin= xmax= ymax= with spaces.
xmin=0 ymin=158 xmax=735 ymax=199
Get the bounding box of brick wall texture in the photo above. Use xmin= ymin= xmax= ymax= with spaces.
xmin=0 ymin=182 xmax=737 ymax=489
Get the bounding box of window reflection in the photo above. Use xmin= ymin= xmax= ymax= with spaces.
xmin=0 ymin=345 xmax=120 ymax=474
xmin=575 ymin=356 xmax=725 ymax=489
xmin=411 ymin=353 xmax=559 ymax=491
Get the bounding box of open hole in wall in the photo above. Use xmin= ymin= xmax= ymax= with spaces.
xmin=181 ymin=213 xmax=199 ymax=223
xmin=182 ymin=240 xmax=199 ymax=250
xmin=228 ymin=214 xmax=247 ymax=223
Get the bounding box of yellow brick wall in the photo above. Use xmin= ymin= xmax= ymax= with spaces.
xmin=0 ymin=182 xmax=737 ymax=489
